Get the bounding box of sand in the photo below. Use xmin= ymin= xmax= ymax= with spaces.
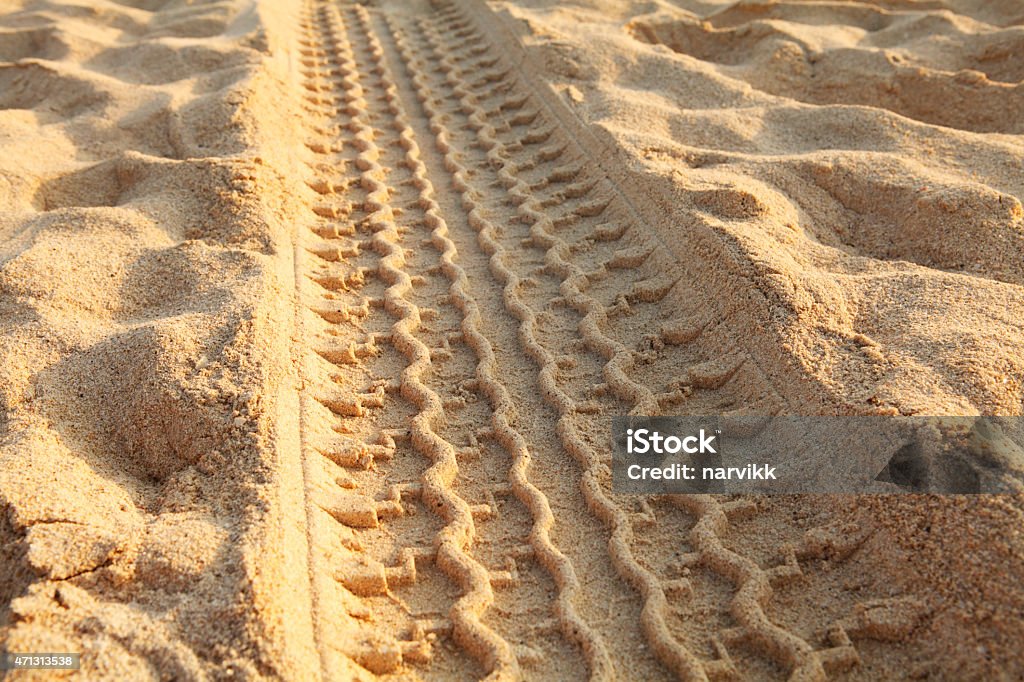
xmin=0 ymin=0 xmax=1021 ymax=680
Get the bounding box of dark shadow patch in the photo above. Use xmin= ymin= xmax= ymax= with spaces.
xmin=34 ymin=319 xmax=238 ymax=489
xmin=0 ymin=26 xmax=71 ymax=61
xmin=34 ymin=160 xmax=131 ymax=210
xmin=875 ymin=442 xmax=930 ymax=490
xmin=87 ymin=41 xmax=252 ymax=86
xmin=0 ymin=504 xmax=34 ymax=629
xmin=0 ymin=62 xmax=109 ymax=122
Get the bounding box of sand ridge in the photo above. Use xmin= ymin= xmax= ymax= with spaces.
xmin=0 ymin=0 xmax=317 ymax=679
xmin=487 ymin=0 xmax=1024 ymax=417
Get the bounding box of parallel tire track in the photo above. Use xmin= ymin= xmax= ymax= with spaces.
xmin=337 ymin=10 xmax=512 ymax=678
xmin=382 ymin=11 xmax=614 ymax=680
xmin=297 ymin=2 xmax=597 ymax=679
xmin=293 ymin=1 xmax=875 ymax=680
xmin=397 ymin=2 xmax=863 ymax=680
xmin=297 ymin=2 xmax=470 ymax=676
xmin=367 ymin=7 xmax=613 ymax=679
xmin=400 ymin=11 xmax=708 ymax=680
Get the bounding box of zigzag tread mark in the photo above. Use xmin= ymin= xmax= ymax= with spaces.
xmin=414 ymin=2 xmax=867 ymax=680
xmin=380 ymin=9 xmax=615 ymax=681
xmin=402 ymin=10 xmax=712 ymax=680
xmin=294 ymin=1 xmax=877 ymax=680
xmin=293 ymin=2 xmax=483 ymax=678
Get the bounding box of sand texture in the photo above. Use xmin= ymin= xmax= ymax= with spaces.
xmin=0 ymin=0 xmax=1022 ymax=680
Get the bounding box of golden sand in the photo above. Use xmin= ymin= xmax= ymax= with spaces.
xmin=0 ymin=0 xmax=1021 ymax=679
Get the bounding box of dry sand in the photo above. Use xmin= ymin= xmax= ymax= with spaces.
xmin=0 ymin=0 xmax=1022 ymax=680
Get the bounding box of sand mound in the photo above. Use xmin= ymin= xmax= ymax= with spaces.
xmin=500 ymin=0 xmax=1024 ymax=415
xmin=628 ymin=3 xmax=1024 ymax=134
xmin=0 ymin=0 xmax=315 ymax=679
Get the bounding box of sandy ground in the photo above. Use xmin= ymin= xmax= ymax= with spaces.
xmin=0 ymin=0 xmax=1022 ymax=680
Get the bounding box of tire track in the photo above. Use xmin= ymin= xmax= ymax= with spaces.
xmin=296 ymin=0 xmax=877 ymax=680
xmin=296 ymin=3 xmax=468 ymax=677
xmin=298 ymin=2 xmax=599 ymax=678
xmin=402 ymin=3 xmax=864 ymax=680
xmin=357 ymin=6 xmax=606 ymax=679
xmin=380 ymin=11 xmax=612 ymax=680
xmin=395 ymin=11 xmax=690 ymax=680
xmin=335 ymin=9 xmax=515 ymax=678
